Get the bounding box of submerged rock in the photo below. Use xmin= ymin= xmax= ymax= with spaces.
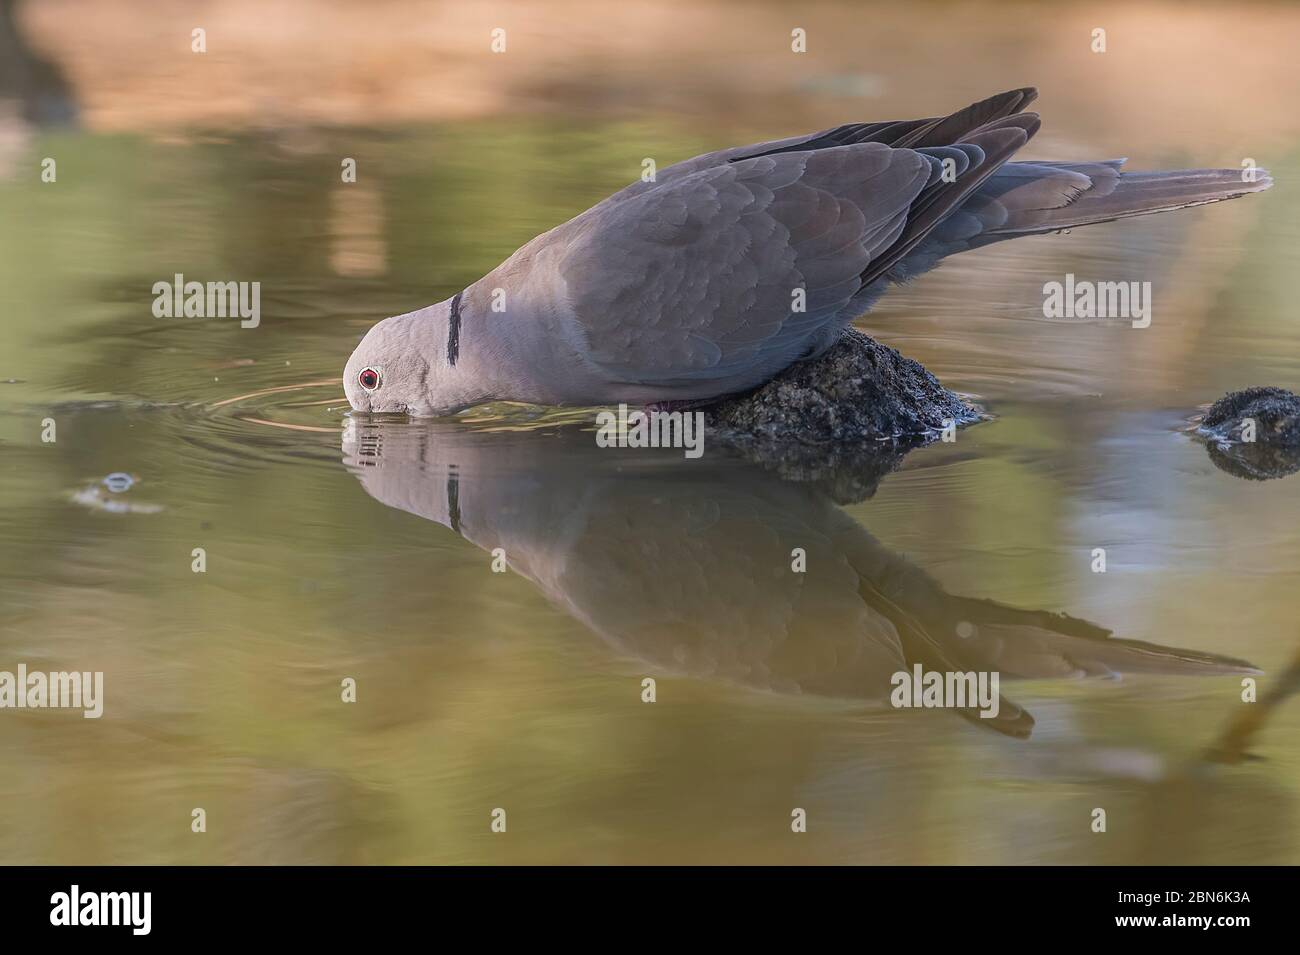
xmin=1194 ymin=386 xmax=1300 ymax=481
xmin=705 ymin=329 xmax=984 ymax=501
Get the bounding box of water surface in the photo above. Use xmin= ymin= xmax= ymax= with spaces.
xmin=2 ymin=1 xmax=1299 ymax=864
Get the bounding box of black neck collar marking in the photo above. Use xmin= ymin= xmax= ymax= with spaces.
xmin=447 ymin=291 xmax=464 ymax=366
xmin=446 ymin=469 xmax=461 ymax=535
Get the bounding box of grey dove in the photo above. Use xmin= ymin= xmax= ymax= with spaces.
xmin=341 ymin=419 xmax=1259 ymax=737
xmin=343 ymin=87 xmax=1272 ymax=416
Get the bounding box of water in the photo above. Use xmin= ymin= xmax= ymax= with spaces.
xmin=2 ymin=0 xmax=1299 ymax=864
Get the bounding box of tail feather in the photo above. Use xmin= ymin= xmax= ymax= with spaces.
xmin=977 ymin=160 xmax=1273 ymax=239
xmin=895 ymin=158 xmax=1273 ymax=276
xmin=938 ymin=594 xmax=1262 ymax=679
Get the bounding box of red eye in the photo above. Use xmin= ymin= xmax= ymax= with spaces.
xmin=358 ymin=367 xmax=380 ymax=391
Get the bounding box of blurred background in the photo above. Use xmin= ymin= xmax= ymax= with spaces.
xmin=1 ymin=0 xmax=1298 ymax=864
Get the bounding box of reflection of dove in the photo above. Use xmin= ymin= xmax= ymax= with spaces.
xmin=342 ymin=421 xmax=1258 ymax=738
xmin=342 ymin=87 xmax=1271 ymax=416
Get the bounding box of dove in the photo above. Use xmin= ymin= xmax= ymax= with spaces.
xmin=341 ymin=419 xmax=1260 ymax=737
xmin=343 ymin=87 xmax=1272 ymax=416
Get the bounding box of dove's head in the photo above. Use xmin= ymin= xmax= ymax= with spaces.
xmin=344 ymin=299 xmax=478 ymax=417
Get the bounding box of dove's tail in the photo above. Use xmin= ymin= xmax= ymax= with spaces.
xmin=938 ymin=595 xmax=1262 ymax=679
xmin=974 ymin=161 xmax=1274 ymax=240
xmin=896 ymin=160 xmax=1273 ymax=275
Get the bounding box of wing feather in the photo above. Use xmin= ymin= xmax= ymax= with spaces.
xmin=545 ymin=90 xmax=1040 ymax=391
xmin=557 ymin=144 xmax=930 ymax=387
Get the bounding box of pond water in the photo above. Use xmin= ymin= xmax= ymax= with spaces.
xmin=1 ymin=1 xmax=1299 ymax=864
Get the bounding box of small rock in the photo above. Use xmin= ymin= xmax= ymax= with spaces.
xmin=706 ymin=329 xmax=983 ymax=501
xmin=1195 ymin=386 xmax=1300 ymax=480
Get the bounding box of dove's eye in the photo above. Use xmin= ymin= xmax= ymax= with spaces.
xmin=358 ymin=367 xmax=381 ymax=391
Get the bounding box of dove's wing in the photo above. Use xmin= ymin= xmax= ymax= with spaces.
xmin=605 ymin=87 xmax=1039 ymax=205
xmin=552 ymin=114 xmax=1037 ymax=391
xmin=554 ymin=144 xmax=925 ymax=388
